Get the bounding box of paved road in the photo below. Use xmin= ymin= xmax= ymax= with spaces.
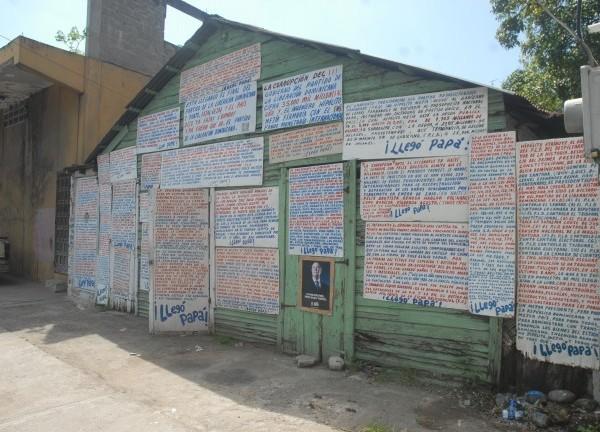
xmin=0 ymin=274 xmax=504 ymax=431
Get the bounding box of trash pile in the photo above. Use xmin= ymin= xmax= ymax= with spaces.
xmin=495 ymin=389 xmax=599 ymax=429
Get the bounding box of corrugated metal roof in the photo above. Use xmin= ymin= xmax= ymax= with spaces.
xmin=85 ymin=6 xmax=560 ymax=164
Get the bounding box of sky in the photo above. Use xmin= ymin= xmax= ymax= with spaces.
xmin=1 ymin=0 xmax=521 ymax=87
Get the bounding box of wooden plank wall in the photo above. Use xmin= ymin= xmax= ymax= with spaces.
xmin=106 ymin=23 xmax=506 ymax=379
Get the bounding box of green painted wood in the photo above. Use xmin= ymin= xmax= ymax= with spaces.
xmin=137 ymin=290 xmax=149 ymax=318
xmin=96 ymin=22 xmax=516 ymax=383
xmin=214 ymin=308 xmax=278 ymax=344
xmin=342 ymin=161 xmax=357 ymax=360
xmin=487 ymin=317 xmax=503 ymax=384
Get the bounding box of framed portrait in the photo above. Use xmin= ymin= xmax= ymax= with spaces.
xmin=298 ymin=256 xmax=334 ymax=315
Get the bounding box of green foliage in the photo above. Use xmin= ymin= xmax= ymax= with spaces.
xmin=577 ymin=424 xmax=600 ymax=432
xmin=360 ymin=424 xmax=392 ymax=432
xmin=214 ymin=334 xmax=235 ymax=345
xmin=55 ymin=26 xmax=87 ymax=54
xmin=491 ymin=0 xmax=600 ymax=112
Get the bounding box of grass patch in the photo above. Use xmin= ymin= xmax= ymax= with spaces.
xmin=577 ymin=425 xmax=600 ymax=432
xmin=214 ymin=335 xmax=235 ymax=345
xmin=360 ymin=423 xmax=392 ymax=432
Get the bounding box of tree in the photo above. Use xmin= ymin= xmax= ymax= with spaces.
xmin=491 ymin=0 xmax=600 ymax=112
xmin=55 ymin=26 xmax=87 ymax=54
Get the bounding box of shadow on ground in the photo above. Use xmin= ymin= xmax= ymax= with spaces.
xmin=0 ymin=274 xmax=505 ymax=432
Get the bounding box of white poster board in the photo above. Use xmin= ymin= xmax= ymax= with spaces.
xmin=517 ymin=137 xmax=600 ymax=368
xmin=109 ymin=147 xmax=137 ymax=182
xmin=360 ymin=157 xmax=469 ymax=222
xmin=215 ymin=187 xmax=278 ymax=248
xmin=262 ymin=65 xmax=343 ymax=131
xmin=150 ymin=189 xmax=210 ymax=332
xmin=468 ymin=132 xmax=516 ymax=317
xmin=343 ymin=87 xmax=488 ymax=160
xmin=141 ymin=153 xmax=161 ymax=190
xmin=269 ymin=122 xmax=343 ymax=164
xmin=136 ymin=107 xmax=180 ymax=154
xmin=288 ymin=163 xmax=344 ymax=257
xmin=179 ymin=43 xmax=261 ymax=103
xmin=363 ymin=222 xmax=469 ymax=310
xmin=139 ymin=191 xmax=150 ymax=223
xmin=97 ymin=154 xmax=110 ymax=185
xmin=160 ymin=137 xmax=264 ymax=189
xmin=216 ymin=247 xmax=279 ymax=314
xmin=110 ymin=180 xmax=137 ymax=309
xmin=96 ymin=183 xmax=111 ymax=305
xmin=139 ymin=222 xmax=150 ymax=292
xmin=72 ymin=176 xmax=99 ymax=292
xmin=183 ymin=81 xmax=256 ymax=145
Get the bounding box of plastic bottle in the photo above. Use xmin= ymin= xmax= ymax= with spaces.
xmin=507 ymin=398 xmax=517 ymax=420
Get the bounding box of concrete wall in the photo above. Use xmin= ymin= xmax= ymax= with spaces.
xmin=86 ymin=0 xmax=177 ymax=76
xmin=0 ymin=58 xmax=147 ymax=282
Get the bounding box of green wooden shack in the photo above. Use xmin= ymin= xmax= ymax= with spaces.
xmin=83 ymin=9 xmax=562 ymax=385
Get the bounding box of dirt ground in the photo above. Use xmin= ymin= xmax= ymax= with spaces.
xmin=0 ymin=274 xmax=512 ymax=431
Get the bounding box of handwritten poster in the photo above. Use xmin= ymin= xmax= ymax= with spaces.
xmin=96 ymin=183 xmax=111 ymax=304
xmin=215 ymin=187 xmax=278 ymax=247
xmin=141 ymin=153 xmax=161 ymax=190
xmin=109 ymin=146 xmax=137 ymax=182
xmin=269 ymin=122 xmax=343 ymax=163
xmin=360 ymin=157 xmax=468 ymax=222
xmin=216 ymin=248 xmax=279 ymax=314
xmin=288 ymin=163 xmax=344 ymax=257
xmin=183 ymin=81 xmax=256 ymax=145
xmin=111 ymin=181 xmax=137 ymax=250
xmin=364 ymin=222 xmax=468 ymax=310
xmin=140 ymin=222 xmax=150 ymax=292
xmin=262 ymin=65 xmax=343 ymax=131
xmin=136 ymin=107 xmax=180 ymax=154
xmin=343 ymin=87 xmax=488 ymax=160
xmin=160 ymin=137 xmax=264 ymax=189
xmin=97 ymin=154 xmax=110 ymax=185
xmin=152 ymin=189 xmax=210 ymax=332
xmin=111 ymin=246 xmax=134 ymax=301
xmin=179 ymin=43 xmax=261 ymax=103
xmin=139 ymin=192 xmax=149 ymax=223
xmin=468 ymin=132 xmax=516 ymax=317
xmin=72 ymin=177 xmax=99 ymax=291
xmin=517 ymin=137 xmax=600 ymax=368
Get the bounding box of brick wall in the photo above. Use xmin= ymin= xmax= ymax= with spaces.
xmin=86 ymin=0 xmax=177 ymax=76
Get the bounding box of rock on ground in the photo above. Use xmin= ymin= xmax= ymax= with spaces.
xmin=548 ymin=389 xmax=576 ymax=404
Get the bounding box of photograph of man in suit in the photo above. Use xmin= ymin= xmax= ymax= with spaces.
xmin=301 ymin=261 xmax=331 ymax=311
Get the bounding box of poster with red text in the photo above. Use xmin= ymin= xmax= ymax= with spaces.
xmin=517 ymin=137 xmax=600 ymax=368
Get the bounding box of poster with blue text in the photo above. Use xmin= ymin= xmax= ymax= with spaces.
xmin=179 ymin=43 xmax=261 ymax=103
xmin=73 ymin=176 xmax=99 ymax=292
xmin=109 ymin=147 xmax=137 ymax=182
xmin=468 ymin=132 xmax=516 ymax=317
xmin=183 ymin=81 xmax=256 ymax=145
xmin=136 ymin=107 xmax=180 ymax=154
xmin=96 ymin=183 xmax=111 ymax=305
xmin=288 ymin=163 xmax=344 ymax=257
xmin=262 ymin=65 xmax=343 ymax=131
xmin=151 ymin=189 xmax=210 ymax=333
xmin=216 ymin=248 xmax=279 ymax=315
xmin=517 ymin=137 xmax=600 ymax=368
xmin=343 ymin=87 xmax=487 ymax=160
xmin=141 ymin=153 xmax=161 ymax=190
xmin=160 ymin=137 xmax=264 ymax=189
xmin=216 ymin=187 xmax=278 ymax=248
xmin=360 ymin=157 xmax=468 ymax=222
xmin=363 ymin=222 xmax=468 ymax=310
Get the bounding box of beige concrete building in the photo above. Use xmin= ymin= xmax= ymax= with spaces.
xmin=0 ymin=36 xmax=149 ymax=281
